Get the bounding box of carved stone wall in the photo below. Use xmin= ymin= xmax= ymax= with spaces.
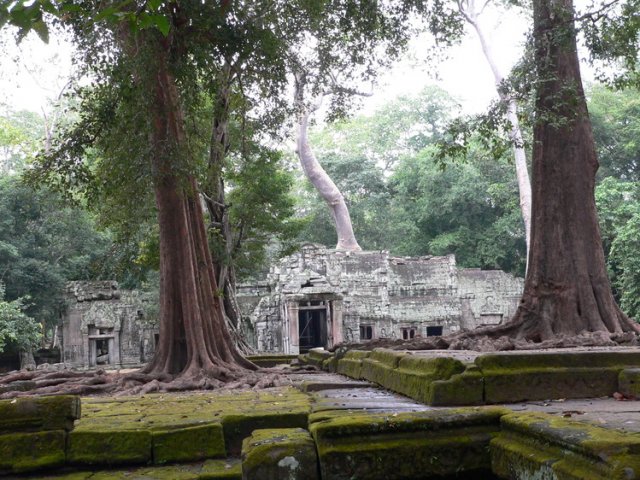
xmin=237 ymin=244 xmax=524 ymax=354
xmin=62 ymin=281 xmax=158 ymax=369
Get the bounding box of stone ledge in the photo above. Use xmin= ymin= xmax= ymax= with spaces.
xmin=492 ymin=412 xmax=640 ymax=479
xmin=0 ymin=396 xmax=81 ymax=434
xmin=332 ymin=348 xmax=640 ymax=405
xmin=241 ymin=428 xmax=318 ymax=480
xmin=309 ymin=408 xmax=506 ymax=480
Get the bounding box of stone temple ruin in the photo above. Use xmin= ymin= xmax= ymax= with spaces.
xmin=61 ymin=281 xmax=157 ymax=369
xmin=58 ymin=246 xmax=523 ymax=368
xmin=237 ymin=244 xmax=524 ymax=355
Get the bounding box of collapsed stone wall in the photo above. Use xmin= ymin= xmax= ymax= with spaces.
xmin=62 ymin=281 xmax=158 ymax=369
xmin=237 ymin=244 xmax=524 ymax=354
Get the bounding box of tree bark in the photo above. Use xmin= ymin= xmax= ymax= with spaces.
xmin=501 ymin=0 xmax=640 ymax=339
xmin=204 ymin=62 xmax=253 ymax=354
xmin=142 ymin=39 xmax=255 ymax=378
xmin=294 ymin=83 xmax=362 ymax=251
xmin=458 ymin=0 xmax=532 ymax=267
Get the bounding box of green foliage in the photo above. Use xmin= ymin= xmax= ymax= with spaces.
xmin=0 ymin=109 xmax=44 ymax=174
xmin=595 ymin=177 xmax=640 ymax=319
xmin=588 ymin=84 xmax=640 ymax=182
xmin=298 ymin=87 xmax=527 ymax=275
xmin=224 ymin=146 xmax=305 ymax=280
xmin=0 ymin=283 xmax=41 ymax=352
xmin=0 ymin=176 xmax=113 ymax=327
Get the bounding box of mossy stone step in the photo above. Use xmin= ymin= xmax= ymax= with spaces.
xmin=309 ymin=407 xmax=507 ymax=480
xmin=0 ymin=430 xmax=66 ymax=475
xmin=28 ymin=458 xmax=242 ymax=479
xmin=476 ymin=351 xmax=640 ymax=403
xmin=491 ymin=412 xmax=640 ymax=479
xmin=241 ymin=428 xmax=318 ymax=480
xmin=0 ymin=395 xmax=81 ymax=433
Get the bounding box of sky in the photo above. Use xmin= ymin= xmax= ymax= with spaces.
xmin=0 ymin=3 xmax=595 ymax=120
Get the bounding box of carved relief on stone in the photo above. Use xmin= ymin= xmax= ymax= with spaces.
xmin=81 ymin=302 xmax=122 ymax=334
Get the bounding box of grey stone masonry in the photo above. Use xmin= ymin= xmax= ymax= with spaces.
xmin=237 ymin=244 xmax=523 ymax=355
xmin=62 ymin=281 xmax=158 ymax=369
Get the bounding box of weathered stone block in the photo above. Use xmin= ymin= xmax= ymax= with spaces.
xmin=152 ymin=422 xmax=226 ymax=464
xmin=618 ymin=368 xmax=640 ymax=398
xmin=383 ymin=355 xmax=466 ymax=404
xmin=68 ymin=429 xmax=152 ymax=465
xmin=336 ymin=350 xmax=370 ymax=379
xmin=476 ymin=351 xmax=640 ymax=403
xmin=223 ymin=412 xmax=309 ymax=455
xmin=491 ymin=412 xmax=640 ymax=480
xmin=0 ymin=395 xmax=81 ymax=433
xmin=241 ymin=428 xmax=318 ymax=480
xmin=310 ymin=408 xmax=505 ymax=480
xmin=430 ymin=366 xmax=484 ymax=406
xmin=361 ymin=348 xmax=406 ymax=386
xmin=0 ymin=430 xmax=66 ymax=474
xmin=306 ymin=348 xmax=333 ymax=368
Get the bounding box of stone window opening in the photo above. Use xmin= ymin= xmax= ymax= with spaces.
xmin=401 ymin=327 xmax=416 ymax=340
xmin=426 ymin=325 xmax=443 ymax=337
xmin=359 ymin=325 xmax=373 ymax=341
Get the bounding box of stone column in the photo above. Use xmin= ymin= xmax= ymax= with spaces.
xmin=286 ymin=302 xmax=300 ymax=354
xmin=332 ymin=299 xmax=343 ymax=345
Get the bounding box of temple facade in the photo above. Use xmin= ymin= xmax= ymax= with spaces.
xmin=237 ymin=244 xmax=524 ymax=354
xmin=61 ymin=281 xmax=158 ymax=369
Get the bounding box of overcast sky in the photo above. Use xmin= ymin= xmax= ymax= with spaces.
xmin=0 ymin=4 xmax=597 ymax=120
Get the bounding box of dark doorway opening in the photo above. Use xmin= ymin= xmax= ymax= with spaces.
xmin=95 ymin=338 xmax=110 ymax=365
xmin=427 ymin=325 xmax=443 ymax=337
xmin=298 ymin=308 xmax=327 ymax=353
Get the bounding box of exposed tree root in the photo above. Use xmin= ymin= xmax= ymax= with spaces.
xmin=335 ymin=326 xmax=640 ymax=353
xmin=0 ymin=366 xmax=289 ymax=399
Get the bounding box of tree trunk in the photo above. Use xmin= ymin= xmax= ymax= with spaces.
xmin=204 ymin=63 xmax=253 ymax=354
xmin=142 ymin=41 xmax=255 ymax=378
xmin=295 ymin=97 xmax=362 ymax=251
xmin=459 ymin=0 xmax=532 ymax=267
xmin=502 ymin=0 xmax=639 ymax=339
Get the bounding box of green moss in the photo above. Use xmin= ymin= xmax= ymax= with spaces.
xmin=67 ymin=429 xmax=152 ymax=466
xmin=152 ymin=422 xmax=226 ymax=464
xmin=427 ymin=367 xmax=484 ymax=406
xmin=482 ymin=367 xmax=620 ymax=403
xmin=367 ymin=348 xmax=405 ymax=368
xmin=31 ymin=472 xmax=94 ymax=479
xmin=0 ymin=430 xmax=66 ymax=474
xmin=618 ymin=368 xmax=640 ymax=397
xmin=476 ymin=351 xmax=640 ymax=370
xmin=200 ymin=458 xmax=242 ymax=479
xmin=336 ymin=359 xmax=363 ymax=379
xmin=223 ymin=412 xmax=309 ymax=455
xmin=241 ymin=428 xmax=318 ymax=480
xmin=493 ymin=412 xmax=640 ymax=479
xmin=322 ymin=356 xmax=338 ymax=372
xmin=316 ymin=426 xmax=497 ymax=479
xmin=0 ymin=395 xmax=81 ymax=433
xmin=310 ymin=408 xmax=506 ymax=440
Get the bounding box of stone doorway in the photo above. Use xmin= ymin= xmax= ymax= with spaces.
xmin=298 ymin=304 xmax=327 ymax=353
xmin=88 ymin=327 xmax=116 ymax=367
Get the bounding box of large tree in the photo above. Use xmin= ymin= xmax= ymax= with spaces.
xmin=1 ymin=0 xmax=422 ymax=394
xmin=454 ymin=0 xmax=640 ymax=346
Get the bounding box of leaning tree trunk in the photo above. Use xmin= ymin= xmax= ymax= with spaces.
xmin=499 ymin=0 xmax=640 ymax=340
xmin=295 ymin=99 xmax=362 ymax=251
xmin=459 ymin=0 xmax=532 ymax=267
xmin=142 ymin=39 xmax=255 ymax=378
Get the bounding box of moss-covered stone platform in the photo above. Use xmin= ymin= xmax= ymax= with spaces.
xmin=4 ymin=347 xmax=640 ymax=479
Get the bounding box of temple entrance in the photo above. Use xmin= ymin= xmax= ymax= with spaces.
xmin=298 ymin=303 xmax=328 ymax=353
